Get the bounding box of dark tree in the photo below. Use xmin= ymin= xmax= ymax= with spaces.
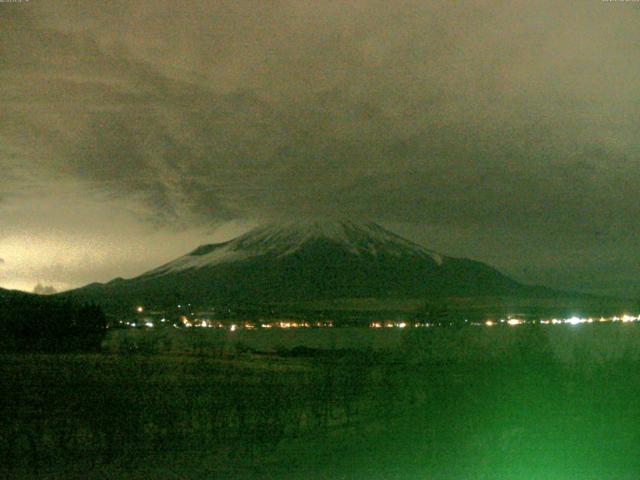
xmin=0 ymin=296 xmax=107 ymax=353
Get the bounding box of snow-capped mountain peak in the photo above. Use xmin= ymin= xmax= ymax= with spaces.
xmin=67 ymin=219 xmax=527 ymax=306
xmin=142 ymin=220 xmax=444 ymax=278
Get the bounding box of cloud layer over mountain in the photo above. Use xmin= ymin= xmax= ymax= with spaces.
xmin=1 ymin=1 xmax=639 ymax=295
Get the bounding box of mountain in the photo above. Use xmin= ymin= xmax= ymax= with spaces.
xmin=0 ymin=287 xmax=34 ymax=300
xmin=64 ymin=220 xmax=537 ymax=310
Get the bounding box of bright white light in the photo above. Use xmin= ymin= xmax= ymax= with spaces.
xmin=145 ymin=322 xmax=154 ymax=328
xmin=136 ymin=306 xmax=144 ymax=313
xmin=565 ymin=317 xmax=582 ymax=326
xmin=507 ymin=319 xmax=522 ymax=326
xmin=485 ymin=320 xmax=495 ymax=327
xmin=398 ymin=322 xmax=407 ymax=329
xmin=230 ymin=324 xmax=237 ymax=332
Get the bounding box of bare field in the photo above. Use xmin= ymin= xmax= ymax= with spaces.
xmin=104 ymin=322 xmax=640 ymax=364
xmin=3 ymin=325 xmax=640 ymax=479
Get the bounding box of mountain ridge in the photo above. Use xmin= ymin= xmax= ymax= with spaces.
xmin=63 ymin=220 xmax=534 ymax=310
xmin=140 ymin=220 xmax=446 ymax=279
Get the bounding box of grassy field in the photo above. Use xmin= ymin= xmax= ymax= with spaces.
xmin=3 ymin=324 xmax=640 ymax=479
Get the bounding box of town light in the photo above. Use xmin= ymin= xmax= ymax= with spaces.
xmin=566 ymin=317 xmax=582 ymax=326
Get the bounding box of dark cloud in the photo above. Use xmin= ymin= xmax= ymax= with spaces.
xmin=1 ymin=1 xmax=639 ymax=296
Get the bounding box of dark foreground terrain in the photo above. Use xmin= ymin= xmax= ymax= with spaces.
xmin=2 ymin=325 xmax=640 ymax=479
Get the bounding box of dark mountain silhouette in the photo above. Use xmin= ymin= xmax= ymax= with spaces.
xmin=63 ymin=220 xmax=553 ymax=310
xmin=0 ymin=287 xmax=34 ymax=300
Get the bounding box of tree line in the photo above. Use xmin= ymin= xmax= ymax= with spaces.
xmin=0 ymin=295 xmax=107 ymax=353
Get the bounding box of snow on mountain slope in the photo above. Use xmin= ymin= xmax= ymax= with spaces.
xmin=142 ymin=220 xmax=444 ymax=278
xmin=63 ymin=219 xmax=536 ymax=307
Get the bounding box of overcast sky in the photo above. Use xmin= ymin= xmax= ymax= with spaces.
xmin=1 ymin=0 xmax=639 ymax=297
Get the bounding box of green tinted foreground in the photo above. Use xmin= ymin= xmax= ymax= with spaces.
xmin=2 ymin=326 xmax=640 ymax=479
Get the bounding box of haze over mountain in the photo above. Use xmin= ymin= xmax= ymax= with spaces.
xmin=65 ymin=220 xmax=546 ymax=311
